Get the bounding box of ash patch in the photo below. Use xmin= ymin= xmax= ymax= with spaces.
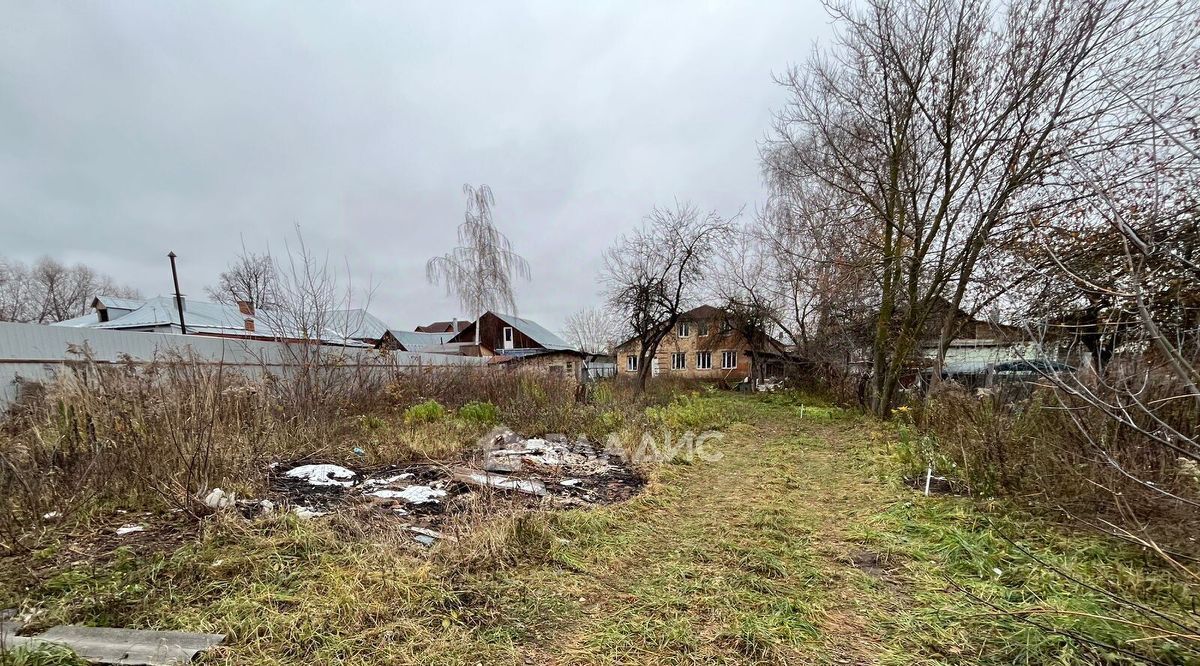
xmin=260 ymin=428 xmax=644 ymax=545
xmin=474 ymin=430 xmax=643 ymax=504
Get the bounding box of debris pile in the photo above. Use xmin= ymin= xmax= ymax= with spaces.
xmin=264 ymin=429 xmax=642 ymax=546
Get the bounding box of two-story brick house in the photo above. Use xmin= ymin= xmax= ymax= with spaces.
xmin=614 ymin=305 xmax=781 ymax=382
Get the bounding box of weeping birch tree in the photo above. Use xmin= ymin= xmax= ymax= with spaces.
xmin=426 ymin=184 xmax=531 ymax=345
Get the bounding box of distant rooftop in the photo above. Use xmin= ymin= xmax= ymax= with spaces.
xmin=490 ymin=312 xmax=574 ymax=351
xmin=51 ymin=296 xmax=388 ymax=347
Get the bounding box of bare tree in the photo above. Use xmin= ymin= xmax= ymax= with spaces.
xmin=426 ymin=184 xmax=530 ymax=345
xmin=602 ymin=202 xmax=730 ymax=391
xmin=206 ymin=251 xmax=277 ymax=310
xmin=250 ymin=228 xmax=377 ymax=413
xmin=561 ymin=307 xmax=623 ymax=355
xmin=0 ymin=257 xmax=37 ymax=323
xmin=766 ymin=0 xmax=1168 ymax=416
xmin=1011 ymin=78 xmax=1200 ymax=664
xmin=0 ymin=255 xmax=139 ymax=324
xmin=710 ymin=224 xmax=786 ymax=389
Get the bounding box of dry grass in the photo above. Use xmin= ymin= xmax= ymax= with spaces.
xmin=0 ymin=356 xmax=667 ymax=555
xmin=2 ymin=391 xmax=1198 ymax=664
xmin=903 ymin=384 xmax=1200 ymax=541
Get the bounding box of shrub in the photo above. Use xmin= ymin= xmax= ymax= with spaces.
xmin=403 ymin=399 xmax=447 ymax=425
xmin=645 ymin=392 xmax=729 ymax=432
xmin=908 ymin=383 xmax=1200 ymax=519
xmin=891 ymin=418 xmax=961 ymax=490
xmin=590 ymin=381 xmax=614 ymax=406
xmin=457 ymin=400 xmax=500 ymax=426
xmin=598 ymin=409 xmax=625 ymax=433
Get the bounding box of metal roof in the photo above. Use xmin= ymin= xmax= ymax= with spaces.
xmin=51 ymin=312 xmax=100 ymax=328
xmin=327 ymin=309 xmax=391 ymax=340
xmin=415 ymin=320 xmax=468 ymax=333
xmin=495 ymin=347 xmax=582 ymax=358
xmin=387 ymin=330 xmax=457 ymax=352
xmin=92 ymin=296 xmax=146 ymax=311
xmin=51 ymin=296 xmax=373 ymax=346
xmin=490 ymin=312 xmax=575 ymax=351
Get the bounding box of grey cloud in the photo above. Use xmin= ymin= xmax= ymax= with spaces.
xmin=0 ymin=0 xmax=828 ymax=330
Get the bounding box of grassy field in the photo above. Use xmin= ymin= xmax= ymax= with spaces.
xmin=2 ymin=392 xmax=1194 ymax=665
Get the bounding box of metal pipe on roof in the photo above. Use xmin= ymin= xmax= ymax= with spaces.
xmin=168 ymin=251 xmax=188 ymax=335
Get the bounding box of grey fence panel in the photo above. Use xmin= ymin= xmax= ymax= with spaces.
xmin=0 ymin=322 xmax=485 ymax=408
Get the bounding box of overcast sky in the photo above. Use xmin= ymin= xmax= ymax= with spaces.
xmin=0 ymin=1 xmax=829 ymax=331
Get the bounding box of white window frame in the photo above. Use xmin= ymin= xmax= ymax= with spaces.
xmin=671 ymin=352 xmax=686 ymax=370
xmin=626 ymin=355 xmax=639 ymax=372
xmin=721 ymin=350 xmax=737 ymax=369
xmin=696 ymin=351 xmax=712 ymax=370
xmin=677 ymin=321 xmax=690 ymax=338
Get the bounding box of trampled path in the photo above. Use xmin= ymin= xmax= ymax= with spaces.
xmin=524 ymin=401 xmax=907 ymax=665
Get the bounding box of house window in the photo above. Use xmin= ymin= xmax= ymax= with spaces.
xmin=696 ymin=351 xmax=712 ymax=370
xmin=503 ymin=327 xmax=514 ymax=344
xmin=671 ymin=352 xmax=686 ymax=370
xmin=719 ymin=319 xmax=733 ymax=334
xmin=626 ymin=355 xmax=639 ymax=372
xmin=697 ymin=320 xmax=709 ymax=336
xmin=677 ymin=321 xmax=690 ymax=337
xmin=721 ymin=350 xmax=737 ymax=369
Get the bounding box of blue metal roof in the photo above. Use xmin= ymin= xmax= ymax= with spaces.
xmin=52 ymin=296 xmax=374 ymax=346
xmin=92 ymin=296 xmax=146 ymax=311
xmin=387 ymin=330 xmax=457 ymax=351
xmin=490 ymin=312 xmax=575 ymax=351
xmin=327 ymin=309 xmax=391 ymax=340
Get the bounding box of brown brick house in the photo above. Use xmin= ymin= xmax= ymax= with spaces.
xmin=614 ymin=305 xmax=787 ymax=382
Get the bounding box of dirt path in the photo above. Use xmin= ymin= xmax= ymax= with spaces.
xmin=529 ymin=401 xmax=905 ymax=665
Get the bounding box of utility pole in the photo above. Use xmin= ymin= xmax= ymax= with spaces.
xmin=168 ymin=251 xmax=188 ymax=335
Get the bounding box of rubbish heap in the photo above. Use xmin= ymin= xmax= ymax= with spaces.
xmin=266 ymin=429 xmax=642 ymax=546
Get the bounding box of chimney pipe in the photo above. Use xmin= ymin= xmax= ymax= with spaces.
xmin=244 ymin=318 xmax=255 ymax=333
xmin=167 ymin=251 xmax=187 ymax=335
xmin=237 ymin=300 xmax=255 ymax=316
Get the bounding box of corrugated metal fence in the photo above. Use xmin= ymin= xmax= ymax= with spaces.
xmin=0 ymin=322 xmax=485 ymax=408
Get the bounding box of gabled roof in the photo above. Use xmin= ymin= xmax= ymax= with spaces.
xmin=51 ymin=296 xmax=372 ymax=346
xmin=681 ymin=304 xmax=727 ymax=321
xmin=415 ymin=320 xmax=467 ymax=333
xmin=91 ymin=296 xmax=145 ymax=311
xmin=490 ymin=312 xmax=575 ymax=351
xmin=613 ymin=304 xmax=731 ymax=350
xmin=326 ymin=309 xmax=391 ymax=341
xmin=52 ymin=313 xmax=102 ymax=328
xmin=385 ymin=330 xmax=458 ymax=352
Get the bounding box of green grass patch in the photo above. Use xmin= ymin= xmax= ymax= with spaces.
xmin=852 ymin=497 xmax=1198 ymax=664
xmin=0 ymin=645 xmax=86 ymax=666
